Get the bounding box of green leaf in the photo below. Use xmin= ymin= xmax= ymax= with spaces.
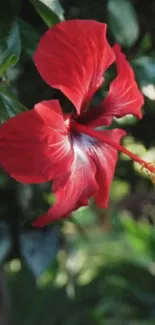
xmin=132 ymin=56 xmax=155 ymax=86
xmin=20 ymin=225 xmax=60 ymax=277
xmin=0 ymin=22 xmax=21 ymax=77
xmin=18 ymin=19 xmax=40 ymax=57
xmin=0 ymin=222 xmax=11 ymax=261
xmin=43 ymin=0 xmax=64 ymax=19
xmin=0 ymin=1 xmax=16 ymax=39
xmin=0 ymin=85 xmax=27 ymax=123
xmin=107 ymin=0 xmax=139 ymax=47
xmin=30 ymin=0 xmax=64 ymax=27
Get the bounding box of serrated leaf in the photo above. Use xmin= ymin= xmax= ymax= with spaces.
xmin=20 ymin=225 xmax=60 ymax=277
xmin=30 ymin=0 xmax=64 ymax=27
xmin=0 ymin=22 xmax=21 ymax=77
xmin=0 ymin=86 xmax=27 ymax=123
xmin=18 ymin=19 xmax=40 ymax=57
xmin=107 ymin=0 xmax=139 ymax=47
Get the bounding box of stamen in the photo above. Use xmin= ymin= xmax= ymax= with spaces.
xmin=141 ymin=163 xmax=155 ymax=184
xmin=71 ymin=120 xmax=155 ymax=183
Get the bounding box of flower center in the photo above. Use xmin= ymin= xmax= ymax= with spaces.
xmin=71 ymin=120 xmax=155 ymax=183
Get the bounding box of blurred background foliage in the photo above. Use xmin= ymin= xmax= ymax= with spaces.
xmin=0 ymin=0 xmax=155 ymax=324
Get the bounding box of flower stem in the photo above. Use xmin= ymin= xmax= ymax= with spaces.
xmin=71 ymin=120 xmax=155 ymax=180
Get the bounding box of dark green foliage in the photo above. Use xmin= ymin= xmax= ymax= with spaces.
xmin=0 ymin=0 xmax=155 ymax=324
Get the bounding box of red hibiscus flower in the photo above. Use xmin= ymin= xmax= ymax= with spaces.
xmin=0 ymin=20 xmax=153 ymax=227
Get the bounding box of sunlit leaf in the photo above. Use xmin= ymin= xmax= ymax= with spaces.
xmin=30 ymin=0 xmax=64 ymax=27
xmin=0 ymin=22 xmax=21 ymax=76
xmin=43 ymin=0 xmax=64 ymax=19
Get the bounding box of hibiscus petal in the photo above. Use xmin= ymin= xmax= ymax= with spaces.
xmin=0 ymin=100 xmax=73 ymax=183
xmin=80 ymin=44 xmax=144 ymax=128
xmin=33 ymin=150 xmax=98 ymax=227
xmin=34 ymin=20 xmax=114 ymax=114
xmin=87 ymin=128 xmax=126 ymax=208
xmin=33 ymin=128 xmax=125 ymax=227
